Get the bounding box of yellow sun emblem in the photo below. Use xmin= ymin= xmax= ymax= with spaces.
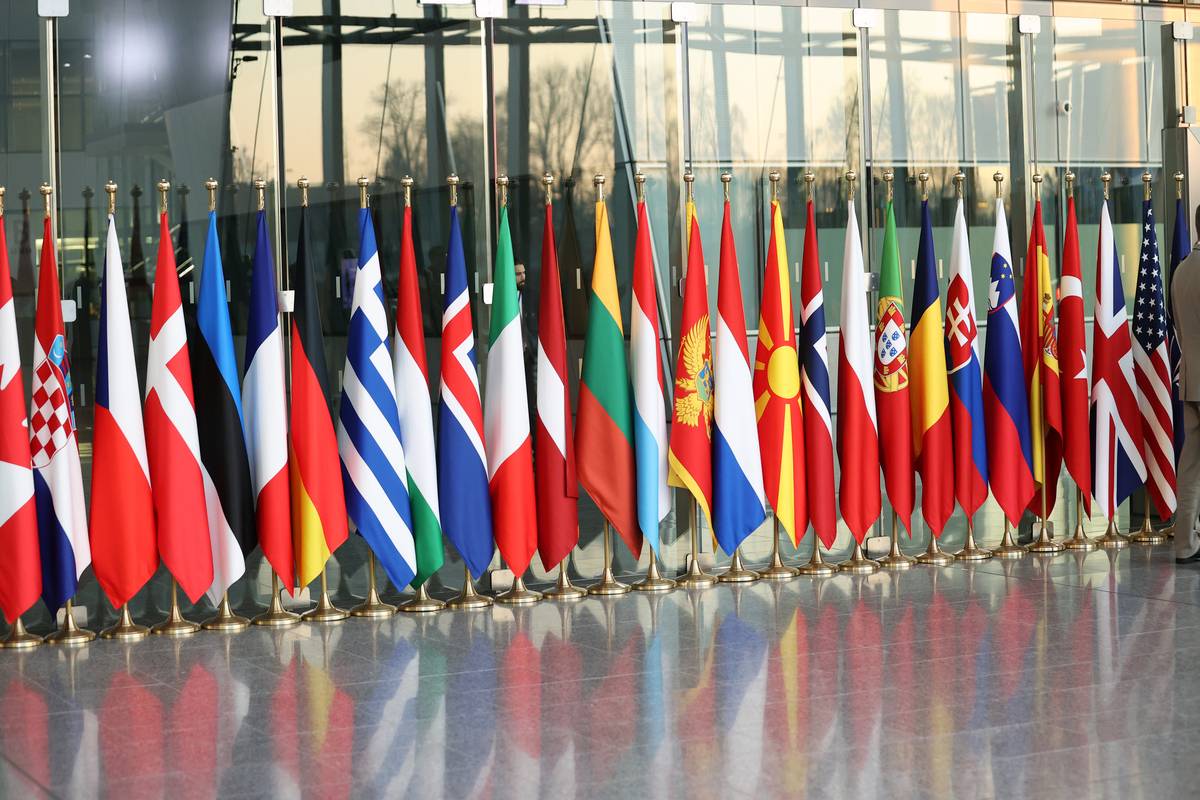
xmin=675 ymin=315 xmax=713 ymax=429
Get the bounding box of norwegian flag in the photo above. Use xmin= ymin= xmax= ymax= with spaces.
xmin=1132 ymin=198 xmax=1175 ymax=519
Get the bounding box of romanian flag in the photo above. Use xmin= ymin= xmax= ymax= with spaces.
xmin=669 ymin=201 xmax=714 ymax=526
xmin=1019 ymin=200 xmax=1063 ymax=517
xmin=575 ymin=195 xmax=639 ymax=554
xmin=875 ymin=201 xmax=914 ymax=533
xmin=1058 ymin=195 xmax=1091 ymax=515
xmin=909 ymin=198 xmax=954 ymax=536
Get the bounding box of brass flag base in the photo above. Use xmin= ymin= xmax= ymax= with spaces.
xmin=916 ymin=536 xmax=955 ymax=566
xmin=589 ymin=522 xmax=631 ymax=595
xmin=1063 ymin=489 xmax=1096 ymax=551
xmin=496 ymin=576 xmax=543 ymax=605
xmin=796 ymin=541 xmax=837 ymax=577
xmin=1096 ymin=518 xmax=1129 ymax=550
xmin=632 ymin=555 xmax=676 ymax=593
xmin=839 ymin=541 xmax=879 ymax=574
xmin=304 ymin=571 xmax=351 ymax=622
xmin=956 ymin=521 xmax=992 ymax=561
xmin=759 ymin=519 xmax=799 ymax=579
xmin=543 ymin=562 xmax=587 ymax=601
xmin=397 ymin=583 xmax=445 ymax=614
xmin=254 ymin=573 xmax=302 ymax=627
xmin=0 ymin=617 xmax=42 ymax=649
xmin=46 ymin=599 xmax=95 ymax=645
xmin=201 ymin=592 xmax=251 ymax=632
xmin=446 ymin=566 xmax=493 ymax=610
xmin=1129 ymin=515 xmax=1167 ymax=546
xmin=1028 ymin=519 xmax=1065 ymax=554
xmin=717 ymin=549 xmax=760 ymax=583
xmin=152 ymin=582 xmax=199 ymax=637
xmin=676 ymin=555 xmax=718 ymax=589
xmin=100 ymin=605 xmax=150 ymax=641
xmin=350 ymin=552 xmax=398 ymax=617
xmin=878 ymin=516 xmax=914 ymax=570
xmin=992 ymin=522 xmax=1028 ymax=559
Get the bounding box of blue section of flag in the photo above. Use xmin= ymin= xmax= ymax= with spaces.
xmin=712 ymin=428 xmax=764 ymax=553
xmin=1169 ymin=197 xmax=1190 ymax=465
xmin=948 ymin=350 xmax=989 ymax=483
xmin=983 ymin=253 xmax=1034 ymax=471
xmin=196 ymin=211 xmax=244 ymax=422
xmin=633 ymin=413 xmax=662 ymax=550
xmin=245 ymin=210 xmax=279 ymax=365
xmin=34 ymin=471 xmax=76 ymax=609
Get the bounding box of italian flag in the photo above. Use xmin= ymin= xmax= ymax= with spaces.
xmin=484 ymin=205 xmax=538 ymax=575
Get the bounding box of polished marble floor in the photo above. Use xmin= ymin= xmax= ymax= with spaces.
xmin=0 ymin=545 xmax=1195 ymax=799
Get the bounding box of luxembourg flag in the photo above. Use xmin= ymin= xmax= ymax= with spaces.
xmin=630 ymin=197 xmax=669 ymax=554
xmin=337 ymin=208 xmax=417 ymax=590
xmin=713 ymin=195 xmax=766 ymax=554
xmin=30 ymin=219 xmax=89 ymax=610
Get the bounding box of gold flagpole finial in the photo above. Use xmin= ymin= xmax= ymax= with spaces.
xmin=918 ymin=171 xmax=930 ymax=201
xmin=1143 ymin=171 xmax=1152 ymax=202
xmin=846 ymin=169 xmax=857 ymax=196
xmin=593 ymin=173 xmax=606 ymax=203
xmin=254 ymin=178 xmax=266 ymax=211
xmin=1101 ymin=171 xmax=1112 ymax=201
xmin=40 ymin=182 xmax=54 ymax=219
xmin=769 ymin=170 xmax=780 ymax=203
xmin=0 ymin=187 xmax=5 ymax=217
xmin=400 ymin=175 xmax=413 ymax=208
xmin=497 ymin=174 xmax=509 ymax=209
xmin=357 ymin=176 xmax=369 ymax=209
xmin=204 ymin=178 xmax=218 ymax=212
xmin=544 ymin=172 xmax=555 ymax=205
xmin=105 ymin=181 xmax=118 ymax=215
xmin=1031 ymin=171 xmax=1043 ymax=201
xmin=804 ymin=171 xmax=815 ymax=202
xmin=992 ymin=171 xmax=1004 ymax=200
xmin=297 ymin=177 xmax=310 ymax=209
xmin=953 ymin=171 xmax=965 ymax=199
xmin=633 ymin=171 xmax=645 ymax=204
xmin=721 ymin=172 xmax=731 ymax=202
xmin=1065 ymin=170 xmax=1075 ymax=200
xmin=155 ymin=179 xmax=169 ymax=215
xmin=683 ymin=170 xmax=694 ymax=202
xmin=1175 ymin=171 xmax=1185 ymax=200
xmin=883 ymin=169 xmax=894 ymax=203
xmin=448 ymin=174 xmax=459 ymax=207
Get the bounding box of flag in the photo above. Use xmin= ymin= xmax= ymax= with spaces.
xmin=669 ymin=201 xmax=714 ymax=526
xmin=1168 ymin=197 xmax=1190 ymax=465
xmin=982 ymin=200 xmax=1035 ymax=526
xmin=145 ymin=211 xmax=212 ymax=603
xmin=576 ymin=196 xmax=640 ymax=554
xmin=909 ymin=198 xmax=954 ymax=535
xmin=1132 ymin=197 xmax=1176 ymax=519
xmin=30 ymin=218 xmax=89 ymax=609
xmin=191 ymin=208 xmax=252 ymax=603
xmin=875 ymin=200 xmax=914 ymax=532
xmin=1020 ymin=200 xmax=1064 ymax=516
xmin=394 ymin=198 xmax=443 ymax=586
xmin=485 ymin=204 xmax=538 ymax=576
xmin=944 ymin=196 xmax=988 ymax=518
xmin=535 ymin=194 xmax=579 ymax=569
xmin=713 ymin=195 xmax=766 ymax=554
xmin=754 ymin=199 xmax=807 ymax=544
xmin=0 ymin=206 xmax=40 ymax=622
xmin=437 ymin=204 xmax=494 ymax=579
xmin=798 ymin=198 xmax=833 ymax=548
xmin=837 ymin=199 xmax=881 ymax=541
xmin=290 ymin=203 xmax=348 ymax=588
xmin=1059 ymin=194 xmax=1091 ymax=516
xmin=89 ymin=212 xmax=157 ymax=609
xmin=337 ymin=208 xmax=417 ymax=589
xmin=244 ymin=210 xmax=292 ymax=589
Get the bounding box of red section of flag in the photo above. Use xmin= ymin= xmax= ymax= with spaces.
xmin=1058 ymin=197 xmax=1091 ymax=516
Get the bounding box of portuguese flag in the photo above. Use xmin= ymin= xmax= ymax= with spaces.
xmin=575 ymin=197 xmax=640 ymax=555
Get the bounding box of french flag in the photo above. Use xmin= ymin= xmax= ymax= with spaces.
xmin=713 ymin=195 xmax=766 ymax=554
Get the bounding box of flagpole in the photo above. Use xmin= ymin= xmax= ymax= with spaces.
xmin=589 ymin=520 xmax=631 ymax=595
xmin=545 ymin=557 xmax=589 ymax=600
xmin=306 ymin=566 xmax=354 ymax=620
xmin=956 ymin=517 xmax=992 ymax=561
xmin=151 ymin=579 xmax=200 ymax=637
xmin=447 ymin=562 xmax=493 ymax=610
xmin=880 ymin=509 xmax=915 ymax=570
xmin=763 ymin=516 xmax=801 ymax=579
xmin=796 ymin=528 xmax=837 ymax=577
xmin=993 ymin=519 xmax=1027 ymax=559
xmin=0 ymin=616 xmax=41 ymax=649
xmin=632 ymin=543 xmax=677 ymax=592
xmin=351 ymin=550 xmax=400 ymax=616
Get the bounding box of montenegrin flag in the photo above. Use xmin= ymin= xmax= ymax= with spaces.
xmin=535 ymin=192 xmax=579 ymax=569
xmin=982 ymin=200 xmax=1034 ymax=527
xmin=799 ymin=197 xmax=833 ymax=548
xmin=192 ymin=208 xmax=253 ymax=603
xmin=837 ymin=198 xmax=881 ymax=542
xmin=30 ymin=217 xmax=89 ymax=609
xmin=875 ymin=200 xmax=914 ymax=532
xmin=90 ymin=211 xmax=157 ymax=609
xmin=438 ymin=203 xmax=494 ymax=578
xmin=576 ymin=195 xmax=639 ymax=554
xmin=754 ymin=198 xmax=807 ymax=545
xmin=713 ymin=193 xmax=766 ymax=554
xmin=338 ymin=207 xmax=417 ymax=589
xmin=909 ymin=197 xmax=954 ymax=536
xmin=0 ymin=205 xmax=41 ymax=622
xmin=290 ymin=203 xmax=348 ymax=588
xmin=485 ymin=203 xmax=538 ymax=576
xmin=394 ymin=195 xmax=443 ymax=586
xmin=1019 ymin=200 xmax=1063 ymax=516
xmin=244 ymin=210 xmax=292 ymax=589
xmin=669 ymin=201 xmax=715 ymax=527
xmin=1059 ymin=194 xmax=1091 ymax=515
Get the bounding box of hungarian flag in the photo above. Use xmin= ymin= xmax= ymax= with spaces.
xmin=909 ymin=198 xmax=954 ymax=536
xmin=90 ymin=211 xmax=157 ymax=609
xmin=669 ymin=202 xmax=715 ymax=527
xmin=1059 ymin=194 xmax=1091 ymax=515
xmin=798 ymin=198 xmax=833 ymax=548
xmin=394 ymin=196 xmax=443 ymax=586
xmin=244 ymin=210 xmax=292 ymax=589
xmin=484 ymin=203 xmax=538 ymax=576
xmin=192 ymin=208 xmax=252 ymax=603
xmin=983 ymin=200 xmax=1035 ymax=526
xmin=1169 ymin=196 xmax=1190 ymax=465
xmin=0 ymin=205 xmax=40 ymax=622
xmin=713 ymin=195 xmax=766 ymax=554
xmin=289 ymin=203 xmax=348 ymax=589
xmin=875 ymin=200 xmax=914 ymax=533
xmin=837 ymin=198 xmax=881 ymax=541
xmin=30 ymin=218 xmax=90 ymax=610
xmin=1020 ymin=201 xmax=1063 ymax=516
xmin=576 ymin=196 xmax=639 ymax=554
xmin=145 ymin=212 xmax=213 ymax=603
xmin=535 ymin=192 xmax=579 ymax=570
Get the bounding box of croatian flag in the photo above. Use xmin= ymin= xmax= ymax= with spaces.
xmin=30 ymin=218 xmax=89 ymax=609
xmin=337 ymin=208 xmax=417 ymax=589
xmin=1091 ymin=200 xmax=1146 ymax=518
xmin=713 ymin=196 xmax=766 ymax=554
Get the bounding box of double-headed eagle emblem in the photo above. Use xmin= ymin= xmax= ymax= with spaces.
xmin=674 ymin=315 xmax=713 ymax=429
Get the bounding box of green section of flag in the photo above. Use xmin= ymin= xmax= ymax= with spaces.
xmin=409 ymin=483 xmax=444 ymax=586
xmin=489 ymin=207 xmax=519 ymax=342
xmin=879 ymin=200 xmax=902 ymax=301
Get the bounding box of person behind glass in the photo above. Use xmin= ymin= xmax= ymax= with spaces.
xmin=1172 ymin=203 xmax=1200 ymax=563
xmin=514 ymin=262 xmax=538 ymax=431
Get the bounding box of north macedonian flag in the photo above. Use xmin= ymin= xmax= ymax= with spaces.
xmin=875 ymin=200 xmax=914 ymax=533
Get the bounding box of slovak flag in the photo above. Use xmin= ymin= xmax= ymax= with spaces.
xmin=30 ymin=218 xmax=90 ymax=610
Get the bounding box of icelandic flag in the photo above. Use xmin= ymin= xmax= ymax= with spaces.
xmin=713 ymin=196 xmax=766 ymax=554
xmin=29 ymin=218 xmax=89 ymax=609
xmin=1091 ymin=200 xmax=1146 ymax=518
xmin=982 ymin=199 xmax=1034 ymax=526
xmin=1168 ymin=197 xmax=1190 ymax=465
xmin=437 ymin=204 xmax=494 ymax=579
xmin=337 ymin=208 xmax=417 ymax=589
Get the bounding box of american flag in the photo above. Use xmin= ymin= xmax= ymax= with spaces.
xmin=1132 ymin=198 xmax=1176 ymax=518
